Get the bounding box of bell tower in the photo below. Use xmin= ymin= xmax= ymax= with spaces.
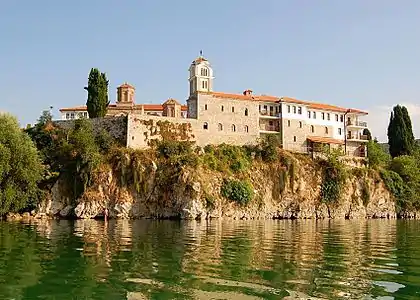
xmin=188 ymin=51 xmax=214 ymax=97
xmin=116 ymin=83 xmax=135 ymax=106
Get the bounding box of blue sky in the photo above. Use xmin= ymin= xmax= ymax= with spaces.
xmin=1 ymin=0 xmax=419 ymax=141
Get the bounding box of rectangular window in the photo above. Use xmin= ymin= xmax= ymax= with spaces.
xmin=259 ymin=105 xmax=261 ymax=112
xmin=293 ymin=106 xmax=297 ymax=114
xmin=322 ymin=112 xmax=325 ymax=120
xmin=205 ymin=104 xmax=208 ymax=110
xmin=313 ymin=112 xmax=316 ymax=119
xmin=66 ymin=113 xmax=69 ymax=119
xmin=335 ymin=114 xmax=339 ymax=122
xmin=70 ymin=113 xmax=74 ymax=119
xmin=264 ymin=105 xmax=267 ymax=111
xmin=232 ymin=106 xmax=235 ymax=112
xmin=221 ymin=105 xmax=224 ymax=112
xmin=338 ymin=128 xmax=342 ymax=135
xmin=340 ymin=115 xmax=344 ymax=122
xmin=287 ymin=120 xmax=291 ymax=127
xmin=293 ymin=136 xmax=297 ymax=142
xmin=327 ymin=113 xmax=330 ymax=121
xmin=270 ymin=106 xmax=274 ymax=114
xmin=298 ymin=107 xmax=302 ymax=114
xmin=287 ymin=105 xmax=291 ymax=113
xmin=308 ymin=111 xmax=311 ymax=118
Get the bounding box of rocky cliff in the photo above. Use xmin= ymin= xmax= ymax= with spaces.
xmin=36 ymin=149 xmax=397 ymax=220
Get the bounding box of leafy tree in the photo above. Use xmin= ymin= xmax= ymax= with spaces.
xmin=387 ymin=105 xmax=415 ymax=158
xmin=84 ymin=68 xmax=109 ymax=118
xmin=61 ymin=119 xmax=102 ymax=199
xmin=363 ymin=128 xmax=372 ymax=141
xmin=0 ymin=114 xmax=43 ymax=215
xmin=367 ymin=139 xmax=390 ymax=169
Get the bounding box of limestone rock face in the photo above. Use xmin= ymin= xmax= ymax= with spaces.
xmin=38 ymin=157 xmax=399 ymax=220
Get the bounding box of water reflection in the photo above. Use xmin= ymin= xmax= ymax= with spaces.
xmin=1 ymin=219 xmax=420 ymax=299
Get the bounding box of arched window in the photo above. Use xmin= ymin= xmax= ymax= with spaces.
xmin=245 ymin=108 xmax=248 ymax=116
xmin=311 ymin=125 xmax=315 ymax=133
xmin=201 ymin=68 xmax=208 ymax=76
xmin=218 ymin=123 xmax=223 ymax=131
xmin=232 ymin=124 xmax=236 ymax=132
xmin=244 ymin=125 xmax=249 ymax=133
xmin=203 ymin=122 xmax=208 ymax=130
xmin=325 ymin=127 xmax=329 ymax=134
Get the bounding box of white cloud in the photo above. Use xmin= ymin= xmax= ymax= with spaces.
xmin=365 ymin=102 xmax=420 ymax=142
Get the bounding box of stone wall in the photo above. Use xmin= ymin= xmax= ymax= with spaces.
xmin=54 ymin=116 xmax=128 ymax=145
xmin=126 ymin=113 xmax=259 ymax=149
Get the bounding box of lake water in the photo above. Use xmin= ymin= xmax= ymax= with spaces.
xmin=1 ymin=219 xmax=419 ymax=300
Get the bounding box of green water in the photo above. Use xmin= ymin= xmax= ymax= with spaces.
xmin=0 ymin=220 xmax=419 ymax=299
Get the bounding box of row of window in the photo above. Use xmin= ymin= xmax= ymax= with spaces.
xmin=203 ymin=122 xmax=249 ymax=133
xmin=285 ymin=120 xmax=343 ymax=135
xmin=204 ymin=104 xmax=249 ymax=116
xmin=308 ymin=111 xmax=344 ymax=122
xmin=200 ymin=68 xmax=209 ymax=77
xmin=65 ymin=112 xmax=88 ymax=119
xmin=287 ymin=105 xmax=303 ymax=115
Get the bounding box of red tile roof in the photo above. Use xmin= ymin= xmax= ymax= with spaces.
xmin=118 ymin=83 xmax=135 ymax=89
xmin=307 ymin=136 xmax=345 ymax=145
xmin=59 ymin=104 xmax=187 ymax=112
xmin=197 ymin=91 xmax=367 ymax=115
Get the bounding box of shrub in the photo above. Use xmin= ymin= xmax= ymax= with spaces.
xmin=367 ymin=140 xmax=390 ymax=169
xmin=202 ymin=144 xmax=251 ymax=173
xmin=221 ymin=179 xmax=254 ymax=205
xmin=0 ymin=114 xmax=44 ymax=214
xmin=320 ymin=148 xmax=347 ymax=204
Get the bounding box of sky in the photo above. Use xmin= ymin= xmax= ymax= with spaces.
xmin=1 ymin=0 xmax=419 ymax=142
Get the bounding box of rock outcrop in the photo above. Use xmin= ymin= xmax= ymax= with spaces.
xmin=36 ymin=153 xmax=398 ymax=220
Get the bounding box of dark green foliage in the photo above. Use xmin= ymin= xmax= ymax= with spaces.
xmin=0 ymin=114 xmax=44 ymax=215
xmin=361 ymin=181 xmax=370 ymax=206
xmin=248 ymin=134 xmax=281 ymax=162
xmin=363 ymin=128 xmax=372 ymax=141
xmin=379 ymin=155 xmax=420 ymax=212
xmin=387 ymin=105 xmax=415 ymax=158
xmin=62 ymin=119 xmax=102 ymax=199
xmin=367 ymin=140 xmax=390 ymax=169
xmin=85 ymin=68 xmax=109 ymax=118
xmin=203 ymin=144 xmax=251 ymax=173
xmin=221 ymin=179 xmax=254 ymax=205
xmin=156 ymin=140 xmax=198 ymax=169
xmin=320 ymin=149 xmax=347 ymax=204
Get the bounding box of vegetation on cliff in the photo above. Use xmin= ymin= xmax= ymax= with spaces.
xmin=1 ymin=103 xmax=419 ymax=217
xmin=0 ymin=114 xmax=43 ymax=215
xmin=369 ymin=105 xmax=420 ymax=213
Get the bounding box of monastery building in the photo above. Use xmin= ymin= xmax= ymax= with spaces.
xmin=60 ymin=55 xmax=369 ymax=157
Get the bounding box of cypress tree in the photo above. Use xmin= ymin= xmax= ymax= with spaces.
xmin=84 ymin=68 xmax=109 ymax=118
xmin=387 ymin=105 xmax=415 ymax=158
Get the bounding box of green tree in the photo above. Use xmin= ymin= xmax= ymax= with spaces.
xmin=362 ymin=128 xmax=372 ymax=141
xmin=0 ymin=114 xmax=44 ymax=215
xmin=367 ymin=139 xmax=390 ymax=169
xmin=387 ymin=105 xmax=415 ymax=158
xmin=84 ymin=68 xmax=109 ymax=118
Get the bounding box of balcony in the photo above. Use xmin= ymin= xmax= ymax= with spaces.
xmin=259 ymin=110 xmax=280 ymax=118
xmin=346 ymin=120 xmax=368 ymax=128
xmin=347 ymin=134 xmax=369 ymax=142
xmin=259 ymin=124 xmax=280 ymax=133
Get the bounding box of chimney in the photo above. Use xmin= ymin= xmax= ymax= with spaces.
xmin=243 ymin=89 xmax=253 ymax=96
